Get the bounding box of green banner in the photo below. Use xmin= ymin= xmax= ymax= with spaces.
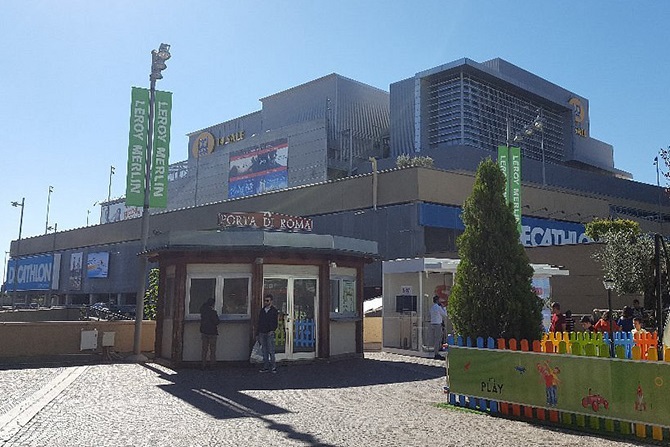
xmin=149 ymin=90 xmax=172 ymax=208
xmin=450 ymin=347 xmax=670 ymax=427
xmin=497 ymin=145 xmax=510 ymax=203
xmin=509 ymin=146 xmax=521 ymax=234
xmin=125 ymin=87 xmax=150 ymax=207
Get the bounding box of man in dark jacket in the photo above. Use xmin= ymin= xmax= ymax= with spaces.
xmin=200 ymin=298 xmax=220 ymax=370
xmin=257 ymin=293 xmax=279 ymax=373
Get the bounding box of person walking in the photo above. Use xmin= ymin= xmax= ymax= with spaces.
xmin=430 ymin=295 xmax=447 ymax=360
xmin=257 ymin=293 xmax=279 ymax=373
xmin=199 ymin=298 xmax=220 ymax=370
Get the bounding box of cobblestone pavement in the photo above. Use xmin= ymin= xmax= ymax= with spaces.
xmin=0 ymin=352 xmax=655 ymax=447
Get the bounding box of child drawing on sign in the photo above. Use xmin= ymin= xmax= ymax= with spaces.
xmin=635 ymin=384 xmax=646 ymax=411
xmin=537 ymin=361 xmax=561 ymax=407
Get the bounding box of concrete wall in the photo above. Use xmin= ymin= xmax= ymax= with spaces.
xmin=0 ymin=320 xmax=155 ymax=358
xmin=0 ymin=308 xmax=81 ymax=322
xmin=182 ymin=320 xmax=251 ymax=362
xmin=363 ymin=316 xmax=382 ymax=350
xmin=330 ymin=320 xmax=356 ymax=356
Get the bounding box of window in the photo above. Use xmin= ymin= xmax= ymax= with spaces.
xmin=186 ymin=273 xmax=251 ymax=320
xmin=330 ymin=277 xmax=357 ymax=317
xmin=188 ymin=278 xmax=216 ymax=316
xmin=222 ymin=277 xmax=250 ymax=315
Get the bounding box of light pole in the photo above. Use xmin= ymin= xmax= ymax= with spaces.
xmin=130 ymin=43 xmax=170 ymax=361
xmin=655 ymin=155 xmax=662 ymax=234
xmin=10 ymin=198 xmax=25 ymax=309
xmin=2 ymin=251 xmax=8 ymax=299
xmin=603 ymin=278 xmax=615 ymax=357
xmin=45 ymin=186 xmax=53 ymax=235
xmin=512 ymin=110 xmax=545 ymax=185
xmin=107 ymin=165 xmax=115 ymax=203
xmin=47 ymin=223 xmax=58 ymax=306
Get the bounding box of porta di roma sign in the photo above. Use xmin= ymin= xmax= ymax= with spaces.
xmin=217 ymin=211 xmax=313 ymax=232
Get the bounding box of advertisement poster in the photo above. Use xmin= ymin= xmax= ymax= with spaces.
xmin=5 ymin=254 xmax=57 ymax=291
xmin=450 ymin=347 xmax=670 ymax=427
xmin=228 ymin=138 xmax=288 ymax=199
xmin=69 ymin=252 xmax=83 ymax=290
xmin=86 ymin=252 xmax=109 ymax=278
xmin=125 ymin=87 xmax=150 ymax=207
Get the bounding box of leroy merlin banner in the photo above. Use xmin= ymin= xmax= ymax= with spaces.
xmin=126 ymin=87 xmax=150 ymax=207
xmin=497 ymin=146 xmax=510 ymax=203
xmin=125 ymin=87 xmax=172 ymax=208
xmin=497 ymin=145 xmax=522 ymax=234
xmin=149 ymin=90 xmax=172 ymax=208
xmin=450 ymin=347 xmax=670 ymax=428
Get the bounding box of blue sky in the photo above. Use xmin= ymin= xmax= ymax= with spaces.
xmin=2 ymin=0 xmax=669 ymax=280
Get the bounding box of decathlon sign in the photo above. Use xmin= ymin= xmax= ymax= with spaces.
xmin=520 ymin=217 xmax=591 ymax=247
xmin=5 ymin=254 xmax=61 ymax=291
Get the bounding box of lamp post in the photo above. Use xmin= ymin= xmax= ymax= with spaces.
xmin=511 ymin=110 xmax=545 ymax=185
xmin=655 ymin=155 xmax=662 ymax=234
xmin=47 ymin=223 xmax=58 ymax=307
xmin=130 ymin=43 xmax=171 ymax=361
xmin=45 ymin=186 xmax=53 ymax=235
xmin=108 ymin=165 xmax=115 ymax=203
xmin=10 ymin=198 xmax=25 ymax=309
xmin=603 ymin=278 xmax=615 ymax=357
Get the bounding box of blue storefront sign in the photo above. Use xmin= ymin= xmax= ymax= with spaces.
xmin=5 ymin=254 xmax=59 ymax=291
xmin=418 ymin=204 xmax=591 ymax=247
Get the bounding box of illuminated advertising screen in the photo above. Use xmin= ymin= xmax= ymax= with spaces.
xmin=228 ymin=138 xmax=288 ymax=199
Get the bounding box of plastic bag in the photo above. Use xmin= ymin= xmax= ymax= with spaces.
xmin=250 ymin=341 xmax=263 ymax=363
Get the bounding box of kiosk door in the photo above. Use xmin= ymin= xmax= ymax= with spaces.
xmin=263 ymin=277 xmax=318 ymax=360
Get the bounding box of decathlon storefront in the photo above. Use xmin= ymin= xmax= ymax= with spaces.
xmin=151 ymin=213 xmax=377 ymax=366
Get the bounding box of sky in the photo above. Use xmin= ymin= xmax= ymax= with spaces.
xmin=2 ymin=0 xmax=670 ymax=281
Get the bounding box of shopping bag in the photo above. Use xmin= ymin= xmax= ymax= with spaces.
xmin=250 ymin=341 xmax=263 ymax=363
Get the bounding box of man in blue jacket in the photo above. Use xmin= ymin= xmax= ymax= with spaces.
xmin=257 ymin=293 xmax=279 ymax=373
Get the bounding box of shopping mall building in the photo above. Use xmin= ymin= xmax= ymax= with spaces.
xmin=5 ymin=58 xmax=669 ymax=359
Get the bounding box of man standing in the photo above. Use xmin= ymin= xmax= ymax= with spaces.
xmin=430 ymin=295 xmax=447 ymax=360
xmin=199 ymin=298 xmax=220 ymax=370
xmin=257 ymin=293 xmax=279 ymax=373
xmin=549 ymin=302 xmax=566 ymax=333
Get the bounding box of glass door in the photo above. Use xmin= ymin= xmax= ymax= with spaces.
xmin=263 ymin=277 xmax=317 ymax=360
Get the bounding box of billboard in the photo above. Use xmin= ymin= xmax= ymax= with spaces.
xmin=101 ymin=202 xmax=142 ymax=224
xmin=87 ymin=252 xmax=109 ymax=278
xmin=228 ymin=138 xmax=288 ymax=199
xmin=498 ymin=145 xmax=521 ymax=234
xmin=451 ymin=347 xmax=670 ymax=428
xmin=5 ymin=254 xmax=60 ymax=291
xmin=69 ymin=252 xmax=83 ymax=290
xmin=125 ymin=87 xmax=150 ymax=207
xmin=149 ymin=90 xmax=172 ymax=208
xmin=125 ymin=87 xmax=172 ymax=208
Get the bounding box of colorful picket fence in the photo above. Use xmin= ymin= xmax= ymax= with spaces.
xmin=445 ymin=333 xmax=670 ymax=442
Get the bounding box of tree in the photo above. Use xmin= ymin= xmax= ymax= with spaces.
xmin=396 ymin=154 xmax=434 ymax=168
xmin=585 ymin=218 xmax=657 ymax=309
xmin=143 ymin=268 xmax=159 ymax=320
xmin=448 ymin=158 xmax=542 ymax=341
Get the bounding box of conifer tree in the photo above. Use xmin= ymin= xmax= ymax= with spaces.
xmin=448 ymin=158 xmax=542 ymax=340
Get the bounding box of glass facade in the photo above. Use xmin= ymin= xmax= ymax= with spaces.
xmin=425 ymin=73 xmax=565 ymax=163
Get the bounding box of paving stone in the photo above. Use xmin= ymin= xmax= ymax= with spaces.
xmin=0 ymin=353 xmax=645 ymax=446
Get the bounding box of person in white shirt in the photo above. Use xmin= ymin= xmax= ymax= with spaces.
xmin=430 ymin=295 xmax=447 ymax=360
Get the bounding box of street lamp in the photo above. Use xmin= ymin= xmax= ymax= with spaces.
xmin=512 ymin=110 xmax=545 ymax=186
xmin=130 ymin=43 xmax=171 ymax=361
xmin=107 ymin=165 xmax=115 ymax=203
xmin=45 ymin=186 xmax=53 ymax=235
xmin=10 ymin=198 xmax=25 ymax=309
xmin=603 ymin=278 xmax=615 ymax=357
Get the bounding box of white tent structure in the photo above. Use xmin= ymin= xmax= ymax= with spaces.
xmin=381 ymin=257 xmax=569 ymax=356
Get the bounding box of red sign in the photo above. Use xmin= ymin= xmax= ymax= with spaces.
xmin=217 ymin=212 xmax=313 ymax=232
